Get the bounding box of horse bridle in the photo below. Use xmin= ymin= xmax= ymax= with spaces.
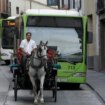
xmin=30 ymin=46 xmax=47 ymax=69
xmin=37 ymin=45 xmax=47 ymax=58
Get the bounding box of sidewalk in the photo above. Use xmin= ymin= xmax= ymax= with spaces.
xmin=87 ymin=70 xmax=105 ymax=103
xmin=0 ymin=66 xmax=10 ymax=105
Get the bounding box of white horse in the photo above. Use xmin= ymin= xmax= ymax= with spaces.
xmin=28 ymin=41 xmax=48 ymax=104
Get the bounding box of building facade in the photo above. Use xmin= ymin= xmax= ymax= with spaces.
xmin=9 ymin=0 xmax=58 ymax=16
xmin=97 ymin=0 xmax=105 ymax=71
xmin=84 ymin=0 xmax=100 ymax=71
xmin=9 ymin=0 xmax=83 ymax=16
xmin=0 ymin=0 xmax=10 ymax=18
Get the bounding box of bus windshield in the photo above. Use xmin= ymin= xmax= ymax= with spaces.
xmin=27 ymin=27 xmax=82 ymax=63
xmin=2 ymin=27 xmax=15 ymax=49
xmin=26 ymin=16 xmax=83 ymax=63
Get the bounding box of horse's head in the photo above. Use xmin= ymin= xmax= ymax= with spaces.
xmin=37 ymin=41 xmax=48 ymax=60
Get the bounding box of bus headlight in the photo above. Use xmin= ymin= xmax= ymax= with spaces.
xmin=73 ymin=73 xmax=86 ymax=77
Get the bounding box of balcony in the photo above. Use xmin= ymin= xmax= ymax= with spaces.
xmin=97 ymin=0 xmax=105 ymax=14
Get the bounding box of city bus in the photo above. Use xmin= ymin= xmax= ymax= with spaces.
xmin=16 ymin=9 xmax=87 ymax=87
xmin=0 ymin=16 xmax=18 ymax=64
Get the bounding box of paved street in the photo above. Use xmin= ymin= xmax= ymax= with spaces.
xmin=6 ymin=90 xmax=102 ymax=105
xmin=0 ymin=65 xmax=11 ymax=105
xmin=0 ymin=64 xmax=103 ymax=105
xmin=87 ymin=70 xmax=105 ymax=104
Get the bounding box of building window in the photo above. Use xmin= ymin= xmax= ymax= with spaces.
xmin=75 ymin=0 xmax=81 ymax=10
xmin=16 ymin=6 xmax=19 ymax=14
xmin=67 ymin=0 xmax=81 ymax=10
xmin=60 ymin=0 xmax=81 ymax=10
xmin=69 ymin=0 xmax=74 ymax=9
xmin=6 ymin=0 xmax=9 ymax=13
xmin=61 ymin=0 xmax=64 ymax=8
xmin=62 ymin=0 xmax=70 ymax=10
xmin=47 ymin=0 xmax=58 ymax=6
xmin=65 ymin=0 xmax=74 ymax=9
xmin=8 ymin=2 xmax=11 ymax=16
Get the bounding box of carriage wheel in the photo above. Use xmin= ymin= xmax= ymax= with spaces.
xmin=52 ymin=77 xmax=57 ymax=102
xmin=14 ymin=75 xmax=18 ymax=101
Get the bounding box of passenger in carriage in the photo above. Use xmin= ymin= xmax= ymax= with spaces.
xmin=19 ymin=32 xmax=37 ymax=70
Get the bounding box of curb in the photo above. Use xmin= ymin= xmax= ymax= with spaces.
xmin=86 ymin=83 xmax=105 ymax=105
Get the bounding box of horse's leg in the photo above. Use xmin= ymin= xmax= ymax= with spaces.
xmin=39 ymin=74 xmax=45 ymax=103
xmin=29 ymin=74 xmax=38 ymax=103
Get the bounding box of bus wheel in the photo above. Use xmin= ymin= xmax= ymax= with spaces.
xmin=5 ymin=60 xmax=10 ymax=65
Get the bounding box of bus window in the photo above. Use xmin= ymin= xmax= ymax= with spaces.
xmin=2 ymin=27 xmax=15 ymax=49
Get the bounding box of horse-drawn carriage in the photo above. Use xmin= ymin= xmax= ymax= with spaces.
xmin=10 ymin=41 xmax=61 ymax=103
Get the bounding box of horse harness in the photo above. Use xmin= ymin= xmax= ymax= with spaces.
xmin=30 ymin=47 xmax=47 ymax=69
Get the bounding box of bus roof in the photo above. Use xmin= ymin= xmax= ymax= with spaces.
xmin=7 ymin=16 xmax=18 ymax=19
xmin=25 ymin=9 xmax=81 ymax=17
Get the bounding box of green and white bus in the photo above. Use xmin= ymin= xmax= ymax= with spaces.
xmin=17 ymin=9 xmax=87 ymax=87
xmin=0 ymin=16 xmax=18 ymax=64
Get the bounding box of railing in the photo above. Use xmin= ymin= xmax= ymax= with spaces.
xmin=97 ymin=0 xmax=105 ymax=14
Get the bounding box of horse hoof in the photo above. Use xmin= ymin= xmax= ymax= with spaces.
xmin=34 ymin=99 xmax=38 ymax=104
xmin=39 ymin=98 xmax=44 ymax=103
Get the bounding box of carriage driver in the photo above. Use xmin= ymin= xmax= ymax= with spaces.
xmin=19 ymin=32 xmax=37 ymax=70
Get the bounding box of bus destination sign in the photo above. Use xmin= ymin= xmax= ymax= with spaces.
xmin=2 ymin=20 xmax=16 ymax=27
